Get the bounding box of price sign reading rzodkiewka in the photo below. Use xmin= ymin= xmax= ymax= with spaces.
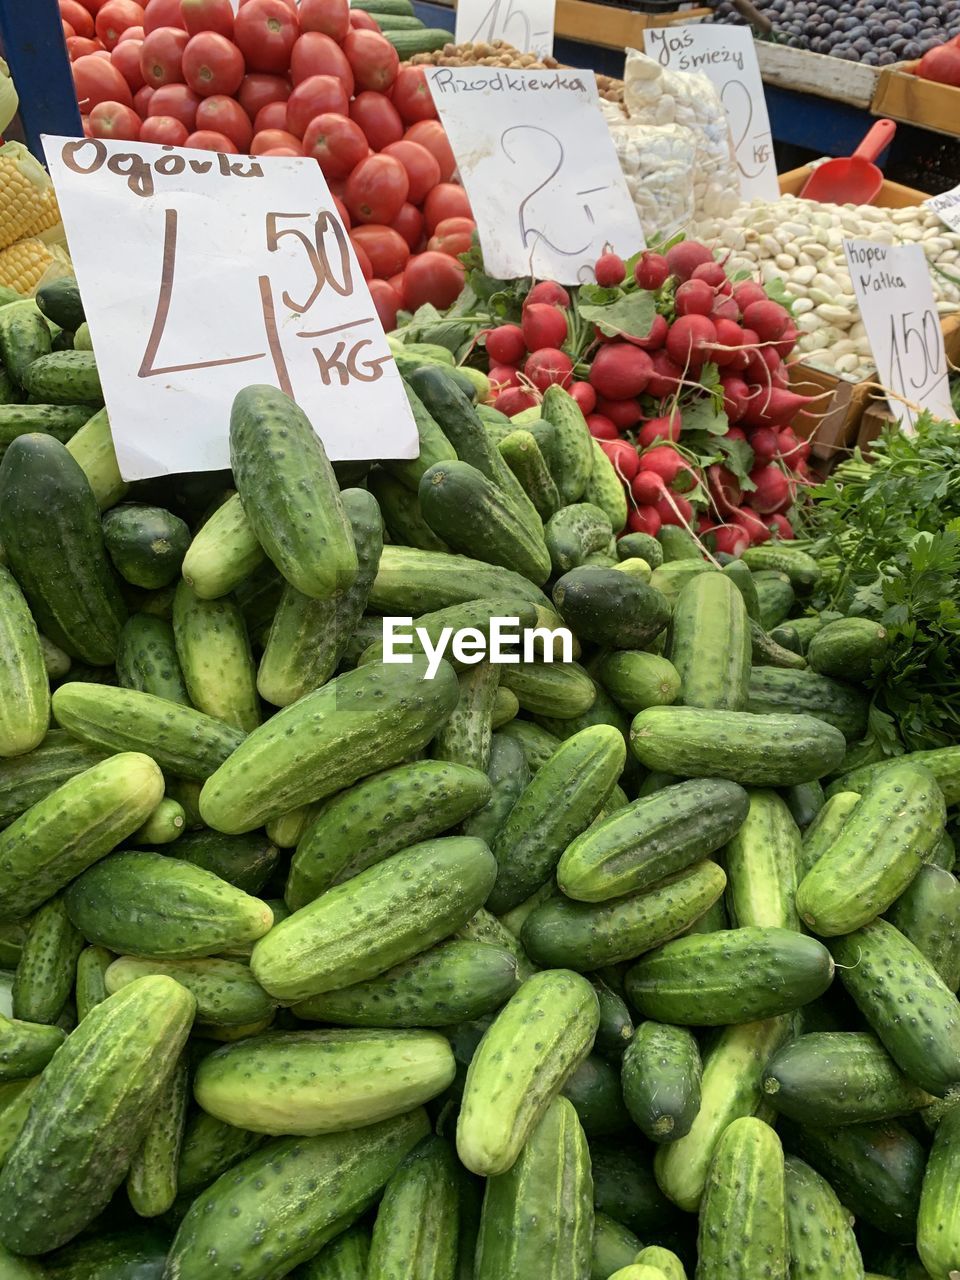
xmin=425 ymin=67 xmax=643 ymax=284
xmin=844 ymin=238 xmax=954 ymax=432
xmin=43 ymin=135 xmax=418 ymax=482
xmin=455 ymin=0 xmax=556 ymax=61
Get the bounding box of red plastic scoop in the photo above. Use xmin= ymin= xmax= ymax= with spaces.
xmin=799 ymin=119 xmax=898 ymax=205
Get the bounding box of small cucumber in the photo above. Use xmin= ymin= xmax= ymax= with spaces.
xmin=750 ymin=619 xmax=807 ymax=670
xmin=0 ymin=1013 xmax=64 ymax=1082
xmin=64 ymin=408 xmax=129 ymax=510
xmin=491 ymin=684 xmax=519 ymax=728
xmin=498 ymin=719 xmax=561 ymax=773
xmin=106 ymin=954 xmax=275 ymax=1028
xmin=0 ymin=564 xmax=49 ymax=758
xmin=553 ymin=565 xmax=671 ymax=650
xmin=499 ymin=428 xmax=561 ymax=520
xmin=747 ymin=665 xmax=869 ymax=741
xmin=888 ymin=864 xmax=960 ymax=991
xmin=828 ymin=744 xmax=960 ymax=808
xmin=102 ymin=503 xmax=190 ymax=590
xmin=175 ymin=829 xmax=277 ymax=895
xmin=583 ymin=438 xmax=627 ymax=532
xmin=371 ymin=467 xmax=449 ymax=552
xmin=133 ymin=795 xmax=186 ymax=844
xmin=724 ymin=789 xmax=801 ymax=930
xmin=722 ymin=557 xmax=760 ymax=621
xmin=598 ymin=650 xmax=681 ymax=713
xmin=499 ymin=659 xmax=596 ymax=720
xmin=384 ymin=381 xmax=457 ymax=492
xmin=618 ymin=531 xmax=663 ymax=567
xmin=545 ymin=503 xmax=614 ymax=573
xmin=742 ymin=544 xmax=821 ymax=588
xmin=463 ymin=732 xmax=530 ymax=848
xmin=592 ymin=1215 xmax=641 ymax=1280
xmin=74 ymin=944 xmax=112 ymax=1021
xmin=541 ymin=384 xmax=594 ymax=505
xmin=181 ymin=492 xmax=265 ymax=600
xmin=797 ymin=790 xmax=861 ymax=879
xmin=784 ymin=1155 xmax=864 ymax=1280
xmin=696 ymin=1117 xmax=787 ymax=1280
xmin=808 ymin=616 xmax=888 ymax=681
xmin=669 ymin=571 xmax=750 ymax=711
xmin=635 ymin=1249 xmax=686 ymax=1280
xmin=12 ymin=895 xmax=83 ymax=1024
xmin=368 ymin=1136 xmax=459 ymax=1280
xmin=917 ymin=1099 xmax=960 ymax=1280
xmin=622 ymin=1021 xmax=701 ymax=1143
xmin=173 ymin=580 xmax=260 ymax=733
xmin=753 ymin=571 xmax=796 ymax=629
xmin=116 ymin=613 xmax=190 ymax=704
xmin=294 ymin=1224 xmax=369 ymax=1279
xmin=126 ymin=1053 xmax=188 ymax=1217
xmin=0 ymin=305 xmax=52 ymax=386
xmin=176 ymin=1110 xmax=264 ymax=1197
xmin=433 ymin=661 xmax=500 ymax=773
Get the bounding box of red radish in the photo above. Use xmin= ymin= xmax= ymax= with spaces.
xmin=691 ymin=261 xmax=730 ymax=292
xmin=590 ymin=343 xmax=652 ymax=399
xmin=637 ymin=413 xmax=681 ymax=447
xmin=634 ymin=252 xmax=669 ymax=291
xmin=601 ymin=439 xmax=639 ymax=481
xmin=773 ymin=325 xmax=799 ymax=359
xmin=708 ymin=317 xmax=744 ymax=367
xmin=742 ymin=299 xmax=791 ymax=342
xmin=524 ymin=281 xmax=570 ymax=308
xmin=486 ymin=324 xmax=525 ymax=366
xmin=749 ymin=464 xmax=792 ymax=514
xmin=750 ymin=426 xmax=779 ymax=463
xmin=739 ymin=387 xmax=815 ymax=430
xmin=709 ymin=524 xmax=749 ymax=556
xmin=521 ymin=304 xmax=567 ymax=352
xmin=778 ymin=427 xmax=809 ymax=463
xmin=641 ymin=445 xmax=684 ymax=487
xmin=587 ymin=414 xmax=618 ymax=440
xmin=720 ymin=376 xmax=749 ymax=424
xmin=494 ymin=387 xmax=538 ymax=416
xmin=768 ymin=513 xmax=795 ymax=540
xmin=726 ymin=427 xmax=747 ymax=444
xmin=675 ymin=279 xmax=714 ymax=317
xmin=631 ymin=469 xmax=663 ymax=505
xmin=570 ymin=382 xmax=596 ymax=416
xmin=524 ymin=348 xmax=574 ymax=392
xmin=665 ymin=241 xmax=714 ymax=282
xmin=595 ymin=251 xmax=625 ymax=287
xmin=666 ymin=315 xmax=717 ymax=371
xmin=646 ymin=350 xmax=682 ymax=399
xmin=731 ymin=506 xmax=771 ymax=545
xmin=708 ymin=463 xmax=742 ymax=515
xmin=697 ymin=515 xmax=718 ymax=534
xmin=628 ymin=505 xmax=661 ymax=536
xmin=626 ymin=312 xmax=668 ymax=352
xmin=655 ymin=491 xmax=693 ymax=527
xmin=734 ymin=281 xmax=768 ymax=310
xmin=711 ymin=295 xmax=741 ymax=324
xmin=727 ymin=327 xmax=758 ymax=373
xmin=488 ymin=364 xmax=520 ymax=392
xmin=595 ymin=396 xmax=642 ymax=430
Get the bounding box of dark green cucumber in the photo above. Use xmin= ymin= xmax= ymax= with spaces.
xmin=369 ymin=467 xmax=448 ymax=552
xmin=696 ymin=1117 xmax=787 ymax=1280
xmin=560 ymin=1052 xmax=630 ymax=1136
xmin=0 ymin=402 xmax=92 ymax=453
xmin=0 ymin=563 xmax=49 ymax=758
xmin=625 ymin=927 xmax=834 ymax=1025
xmin=591 ymin=1140 xmax=683 ymax=1241
xmin=367 ymin=1136 xmax=459 ymax=1280
xmin=199 ymin=657 xmax=458 ymax=834
xmin=254 ymin=836 xmax=496 ymax=1002
xmin=668 ymin=571 xmax=750 ymax=711
xmin=592 ymin=979 xmax=634 ymax=1059
xmin=552 ymin=566 xmax=671 ymax=650
xmin=102 ymin=504 xmax=190 ymax=590
xmin=173 ymin=581 xmax=259 ymax=733
xmin=292 ymin=1224 xmax=369 ymax=1279
xmin=750 ymin=619 xmax=808 ymax=670
xmin=622 ymin=1021 xmax=701 ymax=1143
xmin=831 ymin=918 xmax=960 ymax=1097
xmin=36 ymin=276 xmax=84 ymax=332
xmin=463 ymin=732 xmax=529 ymax=848
xmin=0 ymin=1012 xmax=65 ymax=1081
xmin=828 ymin=745 xmax=960 ymax=807
xmin=742 ymin=544 xmax=821 ymax=589
xmin=0 ymin=434 xmax=126 ymax=664
xmin=557 ymin=778 xmax=748 ymax=904
xmin=499 ymin=428 xmax=561 ymax=520
xmin=433 ymin=660 xmax=500 ymax=773
xmin=498 ymin=719 xmax=561 ymax=773
xmin=22 ymin=351 xmax=101 ymax=405
xmin=12 ymin=895 xmax=83 ymax=1024
xmin=753 ymin=571 xmax=796 ymax=629
xmin=888 ymin=864 xmax=960 ymax=991
xmin=229 ymin=385 xmax=357 ymax=600
xmin=592 ymin=1215 xmax=642 ymax=1280
xmin=933 ymin=830 xmax=956 ymax=871
xmin=808 ymin=616 xmax=888 ymax=682
xmin=0 ymin=731 xmax=108 ymax=828
xmin=748 ymin=666 xmax=869 ymax=741
xmin=797 ymin=762 xmax=946 ymax=937
xmin=74 ymin=944 xmax=112 ymax=1021
xmin=521 ymin=860 xmax=726 ymax=970
xmin=459 ymin=907 xmax=536 ymax=982
xmin=0 ymin=305 xmax=52 ymax=386
xmin=383 ymin=380 xmax=457 ymax=492
xmin=176 ymin=1110 xmax=265 ymax=1197
xmin=127 ymin=1052 xmax=188 ymax=1217
xmin=618 ymin=532 xmax=662 ymax=567
xmin=181 ymin=492 xmax=266 ymax=600
xmin=0 ymin=976 xmax=195 ymax=1255
xmin=499 ymin=659 xmax=595 ymax=720
xmin=724 ymin=788 xmax=801 ymax=930
xmin=475 ymin=1096 xmax=593 ymax=1279
xmin=630 ymin=707 xmax=846 ymax=786
xmin=165 ymin=1110 xmax=430 ymax=1280
xmin=545 ymin=503 xmax=614 ymax=573
xmin=370 ymin=545 xmax=550 ymax=614
xmin=175 ymin=828 xmax=278 ymax=894
xmin=784 ymin=779 xmax=824 ymax=830
xmin=917 ymin=1098 xmax=960 ymax=1279
xmin=784 ymin=1154 xmax=864 ymax=1280
xmin=541 ymin=384 xmax=594 ymax=505
xmin=42 ymin=1229 xmax=171 ymax=1280
xmin=106 ymin=954 xmax=275 ymax=1028
xmin=116 ymin=613 xmax=189 ymax=704
xmin=286 ymin=759 xmax=491 ymax=909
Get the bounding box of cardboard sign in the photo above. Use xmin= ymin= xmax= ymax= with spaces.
xmin=925 ymin=182 xmax=960 ymax=235
xmin=844 ymin=238 xmax=954 ymax=432
xmin=455 ymin=0 xmax=556 ymax=59
xmin=42 ymin=136 xmax=418 ymax=481
xmin=642 ymin=25 xmax=779 ymax=202
xmin=425 ymin=67 xmax=644 ymax=284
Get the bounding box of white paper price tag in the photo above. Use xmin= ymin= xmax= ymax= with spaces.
xmin=641 ymin=25 xmax=778 ymax=202
xmin=425 ymin=67 xmax=644 ymax=284
xmin=844 ymin=238 xmax=954 ymax=432
xmin=42 ymin=136 xmax=417 ymax=481
xmin=455 ymin=0 xmax=556 ymax=59
xmin=925 ymin=182 xmax=960 ymax=235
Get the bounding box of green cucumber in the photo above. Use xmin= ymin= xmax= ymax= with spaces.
xmin=22 ymin=351 xmax=101 ymax=405
xmin=0 ymin=434 xmax=126 ymax=664
xmin=798 ymin=790 xmax=861 ymax=879
xmin=199 ymin=656 xmax=458 ymax=834
xmin=292 ymin=1224 xmax=369 ymax=1279
xmin=230 ymin=385 xmax=356 ymax=600
xmin=457 ymin=970 xmax=599 ymax=1177
xmin=38 ymin=634 xmax=70 ymax=680
xmin=0 ymin=1077 xmax=41 ymax=1167
xmin=783 ymin=779 xmax=824 ymax=830
xmin=635 ymin=1249 xmax=685 ymax=1280
xmin=656 ymin=525 xmax=703 ymax=562
xmin=668 ymin=571 xmax=750 ymax=711
xmin=370 ymin=467 xmax=448 ymax=552
xmin=630 ymin=706 xmax=846 ymax=786
xmin=475 ymin=1096 xmax=593 ymax=1280
xmin=106 ymin=955 xmax=275 ymax=1027
xmin=721 ymin=557 xmax=760 ymax=621
xmin=584 ymin=437 xmax=627 ymax=532
xmin=742 ymin=544 xmax=821 ymax=588
xmin=648 ymin=559 xmax=715 ymax=606
xmin=828 ymin=745 xmax=960 ymax=807
xmin=36 ymin=276 xmax=84 ymax=332
xmin=116 ymin=614 xmax=190 ymax=704
xmin=933 ymin=830 xmax=956 ymax=870
xmin=0 ymin=750 xmax=163 ymax=921
xmin=499 ymin=659 xmax=595 ymax=719
xmin=42 ymin=1229 xmax=171 ymax=1279
xmin=888 ymin=864 xmax=960 ymax=991
xmin=11 ymin=895 xmax=83 ymax=1024
xmin=724 ymin=789 xmax=801 ymax=930
xmin=172 ymin=581 xmax=259 ymax=732
xmin=622 ymin=1021 xmax=701 ymax=1143
xmin=254 ymin=836 xmax=496 ymax=1002
xmin=370 ymin=544 xmax=550 ymax=614
xmin=64 ymin=408 xmax=128 ymax=511
xmin=74 ymin=944 xmax=112 ymax=1021
xmin=133 ymin=795 xmax=186 ymax=844
xmin=0 ymin=975 xmax=195 ymax=1255
xmin=545 ymin=503 xmax=614 ymax=573
xmin=491 ymin=684 xmax=519 ymax=728
xmin=287 ymin=759 xmax=489 ymax=908
xmin=552 ymin=566 xmax=671 ymax=649
xmin=498 ymin=719 xmax=561 ymax=773
xmin=368 ymin=1135 xmax=459 ymax=1280
xmin=750 ymin=619 xmax=807 ymax=670
xmin=0 ymin=564 xmax=49 ymax=758
xmin=194 ymin=1028 xmax=454 ymax=1135
xmin=165 ymin=1110 xmax=430 ymax=1280
xmin=808 ymin=616 xmax=888 ymax=681
xmin=126 ymin=1052 xmax=188 ymax=1217
xmin=917 ymin=1099 xmax=960 ymax=1279
xmin=0 ymin=1012 xmax=64 ymax=1081
xmin=0 ymin=305 xmax=51 ymax=386
xmin=557 ymin=778 xmax=748 ymax=904
xmin=784 ymin=1154 xmax=864 ymax=1280
xmin=433 ymin=661 xmax=500 ymax=772
xmin=598 ymin=650 xmax=681 ymax=713
xmin=522 ymin=860 xmax=726 ymax=970
xmin=541 ymin=384 xmax=594 ymax=505
xmin=560 ymin=1051 xmax=630 ymax=1136
xmin=175 ymin=829 xmax=278 ymax=894
xmin=463 ymin=732 xmax=529 ymax=848
xmin=359 ymin=596 xmax=537 ymax=670
xmin=458 ymin=907 xmax=536 ymax=982
xmin=265 ymin=804 xmax=314 ymax=849
xmin=796 ymin=762 xmax=945 ymax=936
xmin=592 ymin=979 xmax=634 ymax=1058
xmin=747 ymin=666 xmax=868 ymax=741
xmin=753 ymin=572 xmax=796 ymax=629
xmin=618 ymin=532 xmax=662 ymax=567
xmin=384 ymin=381 xmax=457 ymax=492
xmin=697 ymin=1117 xmax=787 ymax=1280
xmin=499 ymin=428 xmax=561 ymax=520
xmin=101 ymin=504 xmax=189 ymax=590
xmin=592 ymin=1215 xmax=642 ymax=1280
xmin=176 ymin=1110 xmax=264 ymax=1196
xmin=182 ymin=492 xmax=265 ymax=600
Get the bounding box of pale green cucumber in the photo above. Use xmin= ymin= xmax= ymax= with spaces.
xmin=367 ymin=1136 xmax=459 ymax=1280
xmin=172 ymin=581 xmax=260 ymax=732
xmin=724 ymin=789 xmax=801 ymax=930
xmin=182 ymin=492 xmax=265 ymax=600
xmin=126 ymin=1052 xmax=188 ymax=1217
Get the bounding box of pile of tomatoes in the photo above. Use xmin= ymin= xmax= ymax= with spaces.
xmin=61 ymin=0 xmax=474 ymax=317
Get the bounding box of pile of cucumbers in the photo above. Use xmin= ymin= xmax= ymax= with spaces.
xmin=0 ymin=313 xmax=958 ymax=1280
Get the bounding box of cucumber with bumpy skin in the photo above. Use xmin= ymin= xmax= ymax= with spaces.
xmin=463 ymin=732 xmax=529 ymax=848
xmin=917 ymin=1098 xmax=960 ymax=1280
xmin=696 ymin=1117 xmax=787 ymax=1280
xmin=293 ymin=1224 xmax=369 ymax=1279
xmin=65 ymin=408 xmax=129 ymax=511
xmin=742 ymin=544 xmax=821 ymax=588
xmin=367 ymin=1136 xmax=459 ymax=1280
xmin=173 ymin=581 xmax=260 ymax=733
xmin=888 ymin=863 xmax=960 ymax=991
xmin=74 ymin=944 xmax=112 ymax=1021
xmin=102 ymin=503 xmax=190 ymax=590
xmin=433 ymin=661 xmax=500 ymax=773
xmin=116 ymin=613 xmax=189 ymax=704
xmin=591 ymin=1215 xmax=641 ymax=1280
xmin=598 ymin=650 xmax=681 ymax=713
xmin=126 ymin=1052 xmax=188 ymax=1218
xmin=541 ymin=384 xmax=594 ymax=506
xmin=748 ymin=666 xmax=869 ymax=741
xmin=669 ymin=571 xmax=750 ymax=711
xmin=499 ymin=659 xmax=595 ymax=720
xmin=12 ymin=895 xmax=83 ymax=1024
xmin=181 ymin=492 xmax=265 ymax=600
xmin=552 ymin=566 xmax=671 ymax=650
xmin=784 ymin=1154 xmax=864 ymax=1280
xmin=622 ymin=1021 xmax=701 ymax=1143
xmin=0 ymin=564 xmax=49 ymax=758
xmin=499 ymin=428 xmax=561 ymax=520
xmin=545 ymin=503 xmax=613 ymax=573
xmin=798 ymin=790 xmax=861 ymax=879
xmin=808 ymin=616 xmax=888 ymax=681
xmin=724 ymin=789 xmax=801 ymax=930
xmin=176 ymin=1110 xmax=265 ymax=1197
xmin=0 ymin=1013 xmax=64 ymax=1081
xmin=106 ymin=954 xmax=276 ymax=1027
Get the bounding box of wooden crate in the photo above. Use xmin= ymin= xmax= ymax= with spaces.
xmin=756 ymin=43 xmax=882 ymax=109
xmin=872 ymin=61 xmax=960 ymax=140
xmin=554 ymin=0 xmax=709 ymax=51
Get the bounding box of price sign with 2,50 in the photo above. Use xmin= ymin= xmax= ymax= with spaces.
xmin=42 ymin=135 xmax=418 ymax=481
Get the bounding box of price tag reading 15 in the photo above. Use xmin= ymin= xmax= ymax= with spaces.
xmin=455 ymin=0 xmax=556 ymax=60
xmin=42 ymin=136 xmax=417 ymax=481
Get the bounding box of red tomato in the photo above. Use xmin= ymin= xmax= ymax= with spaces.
xmin=147 ymin=83 xmax=200 ymax=129
xmin=298 ymin=0 xmax=348 ymax=40
xmin=133 ymin=83 xmax=155 ymax=113
xmin=301 ymin=112 xmax=367 ymax=178
xmin=250 ymin=128 xmax=302 ymax=154
xmin=428 ymin=227 xmax=472 ymax=257
xmin=143 ymin=0 xmax=184 ymax=31
xmin=423 ymin=183 xmax=470 ymax=235
xmin=289 ymin=32 xmax=353 ymax=94
xmin=110 ymin=38 xmax=145 ymax=89
xmin=81 ymin=115 xmax=93 ymax=136
xmin=180 ymin=0 xmax=233 ymax=37
xmin=345 ymin=153 xmax=408 ymax=225
xmin=85 ymin=0 xmax=113 ymax=10
xmin=434 ymin=215 xmax=474 ymax=238
xmin=350 ymin=225 xmax=408 ymax=278
xmin=402 ymin=251 xmax=465 ymax=311
xmin=92 ymin=49 xmax=113 ymax=58
xmin=63 ymin=20 xmax=77 ymax=39
xmin=60 ymin=0 xmax=96 ymax=39
xmin=186 ymin=128 xmax=238 ymax=151
xmin=369 ymin=278 xmax=401 ymax=331
xmin=196 ymin=95 xmax=253 ymax=149
xmin=253 ymin=100 xmax=288 ymax=132
xmin=348 ymin=10 xmax=380 ymax=30
xmin=237 ymin=73 xmax=290 ymax=119
xmin=182 ymin=32 xmax=244 ymax=96
xmin=333 ymin=194 xmax=351 ymax=229
xmin=391 ymin=65 xmax=436 ymax=124
xmin=403 ymin=120 xmax=455 ymax=182
xmin=140 ymin=113 xmax=188 ymax=143
xmin=68 ymin=36 xmax=107 ymax=60
xmin=352 ymin=242 xmax=374 ymax=281
xmin=342 ymin=28 xmax=397 ymax=93
xmin=381 ymin=140 xmax=439 ymax=205
xmin=285 ymin=74 xmax=349 ymax=137
xmin=139 ymin=26 xmax=189 ymax=87
xmin=95 ymin=0 xmax=144 ymax=48
xmin=89 ymin=99 xmax=142 ymax=138
xmin=117 ymin=24 xmax=144 ymax=40
xmin=390 ymin=202 xmax=423 ymax=250
xmin=73 ymin=53 xmax=134 ymax=109
xmin=234 ymin=0 xmax=299 ymax=74
xmin=387 ymin=271 xmax=404 ymax=294
xmin=349 ymin=91 xmax=402 ymax=151
xmin=261 ymin=146 xmax=299 ymax=155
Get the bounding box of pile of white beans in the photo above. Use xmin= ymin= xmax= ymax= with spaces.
xmin=693 ymin=195 xmax=960 ymax=379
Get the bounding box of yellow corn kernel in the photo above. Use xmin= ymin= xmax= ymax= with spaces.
xmin=0 ymin=142 xmax=61 ymax=252
xmin=0 ymin=238 xmax=69 ymax=296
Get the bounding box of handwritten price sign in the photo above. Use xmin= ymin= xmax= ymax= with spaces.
xmin=426 ymin=68 xmax=643 ymax=284
xmin=455 ymin=0 xmax=556 ymax=59
xmin=42 ymin=136 xmax=417 ymax=481
xmin=925 ymin=181 xmax=960 ymax=235
xmin=844 ymin=238 xmax=954 ymax=432
xmin=642 ymin=26 xmax=778 ymax=202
